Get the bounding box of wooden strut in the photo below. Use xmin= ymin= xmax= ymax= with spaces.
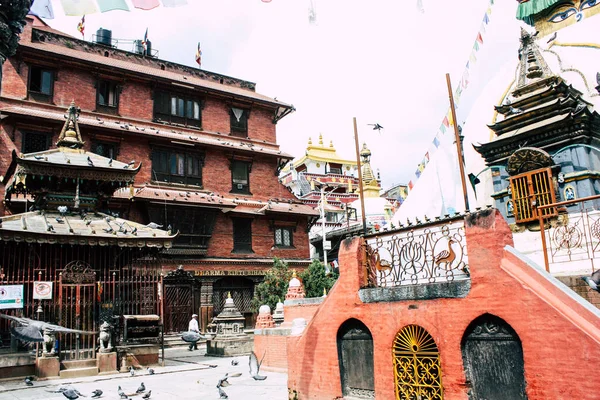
xmin=446 ymin=73 xmax=470 ymax=212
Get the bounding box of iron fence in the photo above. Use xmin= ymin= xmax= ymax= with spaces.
xmin=364 ymin=217 xmax=469 ymax=288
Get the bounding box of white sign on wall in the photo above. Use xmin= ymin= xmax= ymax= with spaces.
xmin=33 ymin=281 xmax=53 ymax=300
xmin=0 ymin=285 xmax=24 ymax=309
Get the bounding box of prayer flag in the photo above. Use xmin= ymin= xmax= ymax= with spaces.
xmin=418 ymin=163 xmax=425 ymax=172
xmin=415 ymin=169 xmax=421 ymax=179
xmin=473 ymin=42 xmax=479 ymax=51
xmin=77 ymin=15 xmax=85 ymax=38
xmin=161 ymin=0 xmax=187 ymax=6
xmin=442 ymin=116 xmax=449 ymax=127
xmin=425 ymin=152 xmax=429 ymax=161
xmin=195 ymin=42 xmax=202 ymax=67
xmin=440 ymin=124 xmax=447 ymax=133
xmin=30 ymin=0 xmax=55 ymax=19
xmin=480 ymin=22 xmax=486 ymax=33
xmin=97 ymin=0 xmax=129 ymax=12
xmin=61 ymin=0 xmax=97 ymax=16
xmin=470 ymin=53 xmax=477 ymax=63
xmin=433 ymin=137 xmax=440 ymax=148
xmin=477 ymin=33 xmax=483 ymax=44
xmin=131 ymin=0 xmax=160 ymax=9
xmin=409 ymin=181 xmax=414 ymax=190
xmin=484 ymin=13 xmax=489 ymax=24
xmin=448 ymin=111 xmax=454 ymax=127
xmin=487 ymin=6 xmax=492 ymax=15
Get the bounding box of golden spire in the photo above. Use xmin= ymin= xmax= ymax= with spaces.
xmin=227 ymin=292 xmax=232 ymax=299
xmin=56 ymin=101 xmax=85 ymax=149
xmin=329 ymin=140 xmax=334 ymax=148
xmin=308 ymin=137 xmax=312 ymax=145
xmin=318 ymin=134 xmax=323 ymax=146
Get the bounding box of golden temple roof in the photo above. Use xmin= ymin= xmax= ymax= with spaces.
xmin=293 ymin=134 xmax=357 ymax=168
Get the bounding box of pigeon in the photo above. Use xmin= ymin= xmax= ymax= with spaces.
xmin=108 ymin=158 xmax=113 ymax=167
xmin=117 ymin=386 xmax=125 ymax=397
xmin=146 ymin=222 xmax=163 ymax=229
xmin=547 ymin=31 xmax=557 ymax=44
xmin=136 ymin=382 xmax=145 ymax=393
xmin=218 ymin=372 xmax=242 ymax=388
xmin=0 ymin=314 xmax=94 ymax=343
xmin=217 ymin=385 xmax=228 ymax=399
xmin=249 ymin=351 xmax=267 ymax=380
xmin=87 ymin=156 xmax=94 ymax=167
xmin=147 ymin=367 xmax=154 ymax=375
xmin=34 ymin=155 xmax=45 ymax=160
xmin=62 ymin=389 xmax=81 ymax=400
xmin=120 ymin=394 xmax=128 ymax=400
xmin=507 ymin=106 xmax=523 ymax=116
xmin=142 ymin=391 xmax=152 ymax=399
xmin=55 ymin=216 xmax=65 ymax=223
xmin=130 ymin=366 xmax=135 ymax=376
xmin=368 ymin=123 xmax=384 ymax=132
xmin=103 ymin=227 xmax=113 ymax=234
xmin=24 ymin=377 xmax=33 ymax=386
xmin=231 ymin=359 xmax=238 ymax=366
xmin=582 ymin=269 xmax=600 ymax=293
xmin=91 ymin=389 xmax=103 ymax=398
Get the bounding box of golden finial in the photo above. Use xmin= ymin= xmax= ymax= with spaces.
xmin=308 ymin=137 xmax=312 ymax=145
xmin=318 ymin=133 xmax=323 ymax=146
xmin=329 ymin=140 xmax=334 ymax=148
xmin=323 ymin=288 xmax=327 ymax=296
xmin=227 ymin=292 xmax=232 ymax=299
xmin=292 ymin=270 xmax=297 ymax=278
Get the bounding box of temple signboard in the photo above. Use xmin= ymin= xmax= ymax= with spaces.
xmin=0 ymin=285 xmax=23 ymax=309
xmin=194 ymin=270 xmax=267 ymax=276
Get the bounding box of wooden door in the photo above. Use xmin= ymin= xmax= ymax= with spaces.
xmin=164 ymin=284 xmax=193 ymax=333
xmin=462 ymin=314 xmax=527 ymax=400
xmin=337 ymin=319 xmax=375 ymax=399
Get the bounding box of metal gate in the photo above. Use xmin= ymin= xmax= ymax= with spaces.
xmin=461 ymin=314 xmax=527 ymax=400
xmin=337 ymin=319 xmax=375 ymax=399
xmin=58 ymin=261 xmax=97 ymax=361
xmin=164 ymin=267 xmax=195 ymax=333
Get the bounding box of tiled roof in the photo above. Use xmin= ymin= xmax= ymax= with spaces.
xmin=20 ymin=36 xmax=292 ymax=110
xmin=0 ymin=106 xmax=293 ymax=159
xmin=18 ymin=147 xmax=138 ymax=171
xmin=0 ymin=210 xmax=175 ymax=247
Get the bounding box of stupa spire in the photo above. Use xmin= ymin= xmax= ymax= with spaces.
xmin=56 ymin=101 xmax=85 ymax=149
xmin=517 ymin=28 xmax=553 ymax=89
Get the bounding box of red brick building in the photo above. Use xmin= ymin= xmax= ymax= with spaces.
xmin=0 ymin=16 xmax=318 ymax=333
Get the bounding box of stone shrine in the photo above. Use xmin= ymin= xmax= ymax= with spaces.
xmin=285 ymin=271 xmax=306 ymax=300
xmin=205 ymin=293 xmax=253 ymax=356
xmin=255 ymin=305 xmax=275 ymax=329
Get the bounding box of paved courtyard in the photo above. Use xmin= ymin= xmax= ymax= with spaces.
xmin=0 ymin=347 xmax=288 ymax=400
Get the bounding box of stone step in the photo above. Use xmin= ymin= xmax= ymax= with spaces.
xmin=60 ymin=359 xmax=97 ymax=370
xmin=59 ymin=366 xmax=98 ymax=379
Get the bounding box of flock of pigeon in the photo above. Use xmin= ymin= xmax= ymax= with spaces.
xmin=21 ymin=351 xmax=267 ymax=400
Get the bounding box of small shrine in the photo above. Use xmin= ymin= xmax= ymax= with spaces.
xmin=272 ymin=301 xmax=285 ymax=326
xmin=205 ymin=293 xmax=253 ymax=356
xmin=285 ymin=271 xmax=306 ymax=300
xmin=255 ymin=305 xmax=275 ymax=329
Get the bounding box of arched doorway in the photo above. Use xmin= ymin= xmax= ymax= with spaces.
xmin=393 ymin=324 xmax=443 ymax=400
xmin=461 ymin=314 xmax=527 ymax=400
xmin=212 ymin=277 xmax=255 ymax=328
xmin=163 ymin=266 xmax=198 ymax=333
xmin=337 ymin=319 xmax=375 ymax=399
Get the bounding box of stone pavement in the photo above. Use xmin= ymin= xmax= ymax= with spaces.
xmin=0 ymin=346 xmax=288 ymax=400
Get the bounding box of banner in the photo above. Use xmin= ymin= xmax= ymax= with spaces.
xmin=0 ymin=285 xmax=24 ymax=309
xmin=33 ymin=281 xmax=53 ymax=300
xmin=60 ymin=0 xmax=97 ymax=16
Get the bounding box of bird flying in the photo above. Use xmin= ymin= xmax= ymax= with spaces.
xmin=582 ymin=269 xmax=600 ymax=293
xmin=368 ymin=123 xmax=384 ymax=132
xmin=0 ymin=314 xmax=95 ymax=343
xmin=249 ymin=351 xmax=267 ymax=380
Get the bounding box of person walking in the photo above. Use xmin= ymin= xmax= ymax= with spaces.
xmin=188 ymin=314 xmax=199 ymax=351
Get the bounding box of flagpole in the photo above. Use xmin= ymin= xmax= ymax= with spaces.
xmin=446 ymin=73 xmax=470 ymax=212
xmin=353 ymin=117 xmax=367 ymax=235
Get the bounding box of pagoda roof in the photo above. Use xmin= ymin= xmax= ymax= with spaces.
xmin=0 ymin=210 xmax=175 ymax=247
xmin=0 ymin=105 xmax=293 ymax=160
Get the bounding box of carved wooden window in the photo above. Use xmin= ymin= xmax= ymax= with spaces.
xmin=28 ymin=66 xmax=54 ymax=102
xmin=96 ymin=80 xmax=119 ymax=114
xmin=509 ymin=167 xmax=557 ymax=223
xmin=91 ymin=141 xmax=119 ymax=159
xmin=231 ymin=160 xmax=251 ymax=194
xmin=274 ymin=227 xmax=293 ymax=248
xmin=148 ymin=206 xmax=217 ymax=248
xmin=151 ymin=148 xmax=203 ymax=187
xmin=230 ymin=107 xmax=248 ymax=137
xmin=22 ymin=131 xmax=51 ymax=153
xmin=154 ymin=90 xmax=201 ymax=128
xmin=232 ymin=218 xmax=253 ymax=253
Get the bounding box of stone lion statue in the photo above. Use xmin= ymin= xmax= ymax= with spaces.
xmin=97 ymin=321 xmax=113 ymax=353
xmin=42 ymin=328 xmax=56 ymax=356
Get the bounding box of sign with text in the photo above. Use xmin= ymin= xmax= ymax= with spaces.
xmin=0 ymin=285 xmax=24 ymax=309
xmin=33 ymin=281 xmax=53 ymax=300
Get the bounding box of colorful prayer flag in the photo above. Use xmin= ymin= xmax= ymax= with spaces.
xmin=484 ymin=13 xmax=489 ymax=24
xmin=161 ymin=0 xmax=187 ymax=6
xmin=470 ymin=53 xmax=477 ymax=63
xmin=415 ymin=169 xmax=421 ymax=179
xmin=77 ymin=15 xmax=85 ymax=38
xmin=131 ymin=0 xmax=160 ymax=9
xmin=195 ymin=42 xmax=202 ymax=67
xmin=30 ymin=0 xmax=55 ymax=19
xmin=473 ymin=42 xmax=479 ymax=51
xmin=96 ymin=0 xmax=129 ymax=12
xmin=425 ymin=152 xmax=429 ymax=161
xmin=61 ymin=0 xmax=97 ymax=16
xmin=477 ymin=33 xmax=483 ymax=44
xmin=433 ymin=137 xmax=440 ymax=148
xmin=409 ymin=181 xmax=414 ymax=190
xmin=440 ymin=124 xmax=447 ymax=134
xmin=442 ymin=116 xmax=449 ymax=127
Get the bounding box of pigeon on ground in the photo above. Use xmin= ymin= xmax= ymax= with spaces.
xmin=147 ymin=367 xmax=155 ymax=375
xmin=62 ymin=389 xmax=81 ymax=400
xmin=130 ymin=366 xmax=135 ymax=376
xmin=117 ymin=386 xmax=125 ymax=397
xmin=136 ymin=382 xmax=145 ymax=393
xmin=582 ymin=269 xmax=600 ymax=293
xmin=217 ymin=385 xmax=228 ymax=399
xmin=24 ymin=377 xmax=33 ymax=386
xmin=1 ymin=315 xmax=94 ymax=343
xmin=231 ymin=359 xmax=238 ymax=366
xmin=142 ymin=391 xmax=152 ymax=399
xmin=249 ymin=351 xmax=267 ymax=380
xmin=91 ymin=389 xmax=103 ymax=398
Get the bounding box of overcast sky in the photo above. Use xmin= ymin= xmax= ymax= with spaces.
xmin=39 ymin=0 xmax=522 ymax=189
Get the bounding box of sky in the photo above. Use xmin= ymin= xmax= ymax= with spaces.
xmin=34 ymin=0 xmax=523 ymax=189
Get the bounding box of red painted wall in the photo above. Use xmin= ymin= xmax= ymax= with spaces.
xmin=286 ymin=209 xmax=600 ymax=399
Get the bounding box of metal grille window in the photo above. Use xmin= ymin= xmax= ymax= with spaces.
xmin=233 ymin=218 xmax=253 ymax=253
xmin=509 ymin=167 xmax=557 ymax=223
xmin=274 ymin=227 xmax=293 ymax=248
xmin=393 ymin=325 xmax=443 ymax=400
xmin=152 ymin=148 xmax=203 ymax=186
xmin=22 ymin=131 xmax=51 ymax=153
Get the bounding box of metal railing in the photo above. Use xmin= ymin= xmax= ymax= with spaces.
xmin=364 ymin=216 xmax=469 ymax=288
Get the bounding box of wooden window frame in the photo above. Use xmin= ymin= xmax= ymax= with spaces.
xmin=96 ymin=79 xmax=120 ymax=115
xmin=151 ymin=147 xmax=204 ymax=187
xmin=90 ymin=140 xmax=119 ymax=159
xmin=232 ymin=217 xmax=253 ymax=253
xmin=28 ymin=65 xmax=54 ymax=102
xmin=230 ymin=107 xmax=249 ymax=137
xmin=21 ymin=131 xmax=52 ymax=153
xmin=230 ymin=159 xmax=252 ymax=194
xmin=274 ymin=226 xmax=294 ymax=248
xmin=509 ymin=167 xmax=557 ymax=223
xmin=153 ymin=89 xmax=202 ymax=128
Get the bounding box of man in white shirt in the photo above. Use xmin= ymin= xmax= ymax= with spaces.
xmin=188 ymin=314 xmax=199 ymax=351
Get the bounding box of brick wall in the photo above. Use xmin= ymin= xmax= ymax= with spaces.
xmin=557 ymin=275 xmax=600 ymax=309
xmin=253 ymin=330 xmax=290 ymax=372
xmin=286 ymin=209 xmax=600 ymax=399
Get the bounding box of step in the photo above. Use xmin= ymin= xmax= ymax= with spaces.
xmin=61 ymin=359 xmax=97 ymax=370
xmin=59 ymin=366 xmax=98 ymax=379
